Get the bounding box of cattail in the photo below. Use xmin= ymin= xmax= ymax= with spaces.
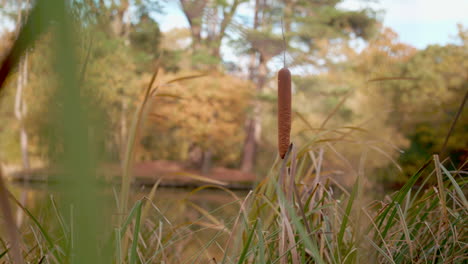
xmin=278 ymin=67 xmax=291 ymax=159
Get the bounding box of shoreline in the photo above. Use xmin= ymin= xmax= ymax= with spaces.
xmin=7 ymin=160 xmax=257 ymax=191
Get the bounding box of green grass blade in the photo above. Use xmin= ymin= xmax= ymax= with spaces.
xmin=376 ymin=159 xmax=431 ymax=238
xmin=0 ymin=248 xmax=8 ymax=259
xmin=8 ymin=190 xmax=60 ymax=261
xmin=337 ymin=176 xmax=359 ymax=250
xmin=256 ymin=218 xmax=266 ymax=264
xmin=189 ymin=228 xmax=227 ymax=264
xmin=237 ymin=219 xmax=258 ymax=264
xmin=129 ymin=200 xmax=142 ymax=264
xmin=276 ymin=184 xmax=325 ymax=264
xmin=115 ymin=228 xmax=122 ymax=264
xmin=50 ymin=195 xmax=69 ymax=240
xmin=121 ymin=200 xmax=143 ymax=238
xmin=366 ymin=237 xmax=396 ymax=264
xmin=439 ymin=162 xmax=468 ymax=207
xmin=396 ymin=204 xmax=413 ymax=259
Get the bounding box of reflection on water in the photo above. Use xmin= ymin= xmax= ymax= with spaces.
xmin=9 ymin=182 xmax=249 ymax=262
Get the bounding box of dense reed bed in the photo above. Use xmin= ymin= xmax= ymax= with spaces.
xmin=1 ymin=150 xmax=466 ymax=263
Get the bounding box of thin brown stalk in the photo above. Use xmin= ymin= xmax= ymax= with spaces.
xmin=367 ymin=77 xmax=418 ymax=82
xmin=0 ymin=170 xmax=24 ymax=264
xmin=118 ymin=63 xmax=160 ymax=259
xmin=319 ymin=88 xmax=354 ymax=130
xmin=78 ymin=34 xmax=93 ymax=85
xmin=0 ymin=1 xmax=48 ymax=93
xmin=440 ymin=85 xmax=468 ymax=157
xmin=221 ymin=191 xmax=253 ymax=263
xmin=120 ymin=63 xmax=160 ymax=219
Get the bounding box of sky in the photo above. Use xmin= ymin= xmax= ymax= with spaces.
xmin=339 ymin=0 xmax=468 ymax=48
xmin=155 ymin=0 xmax=468 ymax=49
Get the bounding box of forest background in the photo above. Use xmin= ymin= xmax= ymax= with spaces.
xmin=0 ymin=0 xmax=467 ymax=187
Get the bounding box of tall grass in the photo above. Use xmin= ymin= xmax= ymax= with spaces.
xmin=1 ymin=147 xmax=466 ymax=263
xmin=227 ymin=150 xmax=467 ymax=263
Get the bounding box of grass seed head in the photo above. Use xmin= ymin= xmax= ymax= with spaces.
xmin=278 ymin=67 xmax=291 ymax=159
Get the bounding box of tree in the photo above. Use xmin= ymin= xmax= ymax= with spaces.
xmin=295 ymin=25 xmax=468 ymax=182
xmin=162 ymin=0 xmax=251 ymax=172
xmin=178 ymin=0 xmax=248 ymax=67
xmin=140 ymin=71 xmax=252 ymax=172
xmin=383 ymin=28 xmax=468 ymax=175
xmin=83 ymin=0 xmax=162 ymax=39
xmin=238 ymin=0 xmax=378 ymax=172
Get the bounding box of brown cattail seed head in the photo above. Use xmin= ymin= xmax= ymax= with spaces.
xmin=278 ymin=67 xmax=291 ymax=159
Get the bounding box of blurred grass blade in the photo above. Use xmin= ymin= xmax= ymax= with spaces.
xmin=115 ymin=228 xmax=122 ymax=264
xmin=0 ymin=249 xmax=8 ymax=259
xmin=154 ymin=93 xmax=184 ymax=100
xmin=188 ymin=201 xmax=224 ymax=228
xmin=367 ymin=77 xmax=417 ymax=82
xmin=176 ymin=172 xmax=228 ymax=186
xmin=294 ymin=111 xmax=314 ymax=130
xmin=0 ymin=0 xmax=53 ymax=90
xmin=440 ymin=88 xmax=468 ymax=156
xmin=141 ymin=180 xmax=161 ymax=225
xmin=129 ymin=200 xmax=142 ymax=264
xmin=165 ymin=73 xmax=205 ymax=84
xmin=50 ymin=195 xmax=69 ymax=241
xmin=320 ymin=88 xmax=354 ymax=129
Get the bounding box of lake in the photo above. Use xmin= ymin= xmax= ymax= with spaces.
xmin=9 ymin=182 xmax=250 ymax=263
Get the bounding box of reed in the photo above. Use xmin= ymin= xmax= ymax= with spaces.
xmin=277 ymin=67 xmax=291 ymax=159
xmin=278 ymin=18 xmax=292 ymax=159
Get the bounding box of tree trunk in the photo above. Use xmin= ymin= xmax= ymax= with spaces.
xmin=240 ymin=115 xmax=259 ymax=172
xmin=240 ymin=56 xmax=268 ymax=173
xmin=201 ymin=150 xmax=212 ymax=175
xmin=179 ymin=0 xmax=207 ymax=52
xmin=191 ymin=24 xmax=203 ymax=50
xmin=15 ymin=54 xmax=29 ymax=227
xmin=120 ymin=99 xmax=128 ymax=168
xmin=110 ymin=0 xmax=130 ymax=42
xmin=240 ymin=0 xmax=263 ymax=173
xmin=14 ymin=55 xmax=30 ymax=171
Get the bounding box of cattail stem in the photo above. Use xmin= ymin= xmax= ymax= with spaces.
xmin=278 ymin=67 xmax=291 ymax=159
